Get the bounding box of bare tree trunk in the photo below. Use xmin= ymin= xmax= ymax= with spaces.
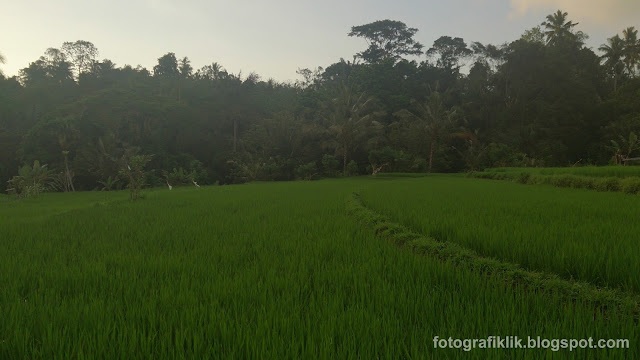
xmin=372 ymin=162 xmax=390 ymax=176
xmin=343 ymin=140 xmax=348 ymax=175
xmin=64 ymin=153 xmax=75 ymax=192
xmin=428 ymin=141 xmax=434 ymax=173
xmin=233 ymin=118 xmax=238 ymax=153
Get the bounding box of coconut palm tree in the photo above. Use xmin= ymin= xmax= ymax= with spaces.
xmin=56 ymin=117 xmax=79 ymax=192
xmin=541 ymin=10 xmax=579 ymax=46
xmin=394 ymin=91 xmax=460 ymax=172
xmin=622 ymin=27 xmax=639 ymax=78
xmin=325 ymin=84 xmax=377 ymax=174
xmin=599 ymin=35 xmax=626 ymax=92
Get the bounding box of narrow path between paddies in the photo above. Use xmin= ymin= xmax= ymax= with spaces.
xmin=346 ymin=192 xmax=640 ymax=320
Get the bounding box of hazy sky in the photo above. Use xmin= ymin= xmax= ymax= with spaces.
xmin=1 ymin=0 xmax=638 ymax=81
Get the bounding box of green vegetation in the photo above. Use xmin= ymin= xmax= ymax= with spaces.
xmin=361 ymin=175 xmax=640 ymax=292
xmin=481 ymin=166 xmax=640 ymax=178
xmin=2 ymin=12 xmax=640 ymax=193
xmin=347 ymin=192 xmax=639 ymax=316
xmin=469 ymin=166 xmax=640 ymax=194
xmin=1 ymin=177 xmax=638 ymax=358
xmin=2 ymin=6 xmax=640 ymax=357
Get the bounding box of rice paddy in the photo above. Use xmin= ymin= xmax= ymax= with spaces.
xmin=1 ymin=175 xmax=637 ymax=359
xmin=361 ymin=175 xmax=640 ymax=292
xmin=469 ymin=166 xmax=640 ymax=194
xmin=487 ymin=166 xmax=640 ymax=178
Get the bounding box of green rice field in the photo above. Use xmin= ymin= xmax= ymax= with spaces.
xmin=1 ymin=175 xmax=638 ymax=359
xmin=487 ymin=166 xmax=640 ymax=178
xmin=361 ymin=175 xmax=640 ymax=292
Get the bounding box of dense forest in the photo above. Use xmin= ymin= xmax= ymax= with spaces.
xmin=1 ymin=10 xmax=639 ymax=194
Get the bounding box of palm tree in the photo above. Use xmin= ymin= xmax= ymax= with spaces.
xmin=599 ymin=35 xmax=626 ymax=92
xmin=541 ymin=10 xmax=579 ymax=46
xmin=325 ymin=84 xmax=376 ymax=174
xmin=56 ymin=117 xmax=79 ymax=192
xmin=394 ymin=91 xmax=459 ymax=172
xmin=610 ymin=132 xmax=640 ymax=165
xmin=622 ymin=27 xmax=639 ymax=78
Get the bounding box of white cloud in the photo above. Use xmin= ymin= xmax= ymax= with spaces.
xmin=509 ymin=0 xmax=640 ymax=28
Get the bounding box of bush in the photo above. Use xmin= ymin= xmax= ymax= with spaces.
xmin=566 ymin=176 xmax=592 ymax=189
xmin=346 ymin=160 xmax=359 ymax=176
xmin=164 ymin=167 xmax=195 ymax=187
xmin=594 ymin=177 xmax=621 ymax=192
xmin=120 ymin=154 xmax=154 ymax=201
xmin=620 ymin=177 xmax=640 ymax=194
xmin=410 ymin=157 xmax=428 ymax=172
xmin=295 ymin=162 xmax=318 ymax=180
xmin=321 ymin=154 xmax=339 ymax=177
xmin=516 ymin=172 xmax=530 ymax=184
xmin=548 ymin=175 xmax=574 ymax=188
xmin=6 ymin=161 xmax=52 ymax=198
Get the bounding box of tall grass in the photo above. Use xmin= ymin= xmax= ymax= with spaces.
xmin=0 ymin=180 xmax=637 ymax=359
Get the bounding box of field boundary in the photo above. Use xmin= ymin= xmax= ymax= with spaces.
xmin=346 ymin=192 xmax=640 ymax=319
xmin=467 ymin=171 xmax=640 ymax=195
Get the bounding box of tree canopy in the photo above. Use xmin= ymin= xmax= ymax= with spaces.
xmin=349 ymin=20 xmax=424 ymax=63
xmin=1 ymin=11 xmax=639 ymax=194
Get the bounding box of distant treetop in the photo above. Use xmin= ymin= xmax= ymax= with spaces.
xmin=349 ymin=20 xmax=424 ymax=64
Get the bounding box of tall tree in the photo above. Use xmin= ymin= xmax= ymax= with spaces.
xmin=471 ymin=42 xmax=505 ymax=71
xmin=153 ymin=52 xmax=179 ymax=77
xmin=600 ymin=35 xmax=626 ymax=92
xmin=325 ymin=84 xmax=377 ymax=173
xmin=348 ymin=20 xmax=423 ymax=64
xmin=541 ymin=10 xmax=584 ymax=47
xmin=520 ymin=26 xmax=546 ymax=44
xmin=177 ymin=57 xmax=192 ymax=101
xmin=61 ymin=40 xmax=99 ymax=78
xmin=196 ymin=62 xmax=228 ymax=80
xmin=394 ymin=91 xmax=460 ymax=172
xmin=622 ymin=27 xmax=639 ymax=78
xmin=179 ymin=57 xmax=193 ymax=78
xmin=427 ymin=36 xmax=473 ymax=73
xmin=55 ymin=116 xmax=78 ymax=192
xmin=19 ymin=50 xmax=74 ymax=86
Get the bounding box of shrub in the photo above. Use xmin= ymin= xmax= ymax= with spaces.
xmin=97 ymin=176 xmax=122 ymax=191
xmin=346 ymin=160 xmax=359 ymax=176
xmin=295 ymin=162 xmax=318 ymax=180
xmin=516 ymin=172 xmax=530 ymax=184
xmin=567 ymin=176 xmax=592 ymax=189
xmin=620 ymin=177 xmax=640 ymax=194
xmin=120 ymin=155 xmax=154 ymax=201
xmin=410 ymin=157 xmax=428 ymax=172
xmin=164 ymin=167 xmax=195 ymax=187
xmin=594 ymin=177 xmax=621 ymax=192
xmin=6 ymin=161 xmax=52 ymax=198
xmin=549 ymin=175 xmax=574 ymax=188
xmin=321 ymin=154 xmax=340 ymax=177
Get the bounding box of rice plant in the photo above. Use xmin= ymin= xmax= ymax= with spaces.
xmin=362 ymin=175 xmax=640 ymax=292
xmin=0 ymin=178 xmax=637 ymax=359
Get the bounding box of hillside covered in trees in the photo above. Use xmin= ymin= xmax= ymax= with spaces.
xmin=1 ymin=10 xmax=639 ymax=193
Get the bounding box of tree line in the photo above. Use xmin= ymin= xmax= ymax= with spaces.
xmin=1 ymin=10 xmax=639 ymax=196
